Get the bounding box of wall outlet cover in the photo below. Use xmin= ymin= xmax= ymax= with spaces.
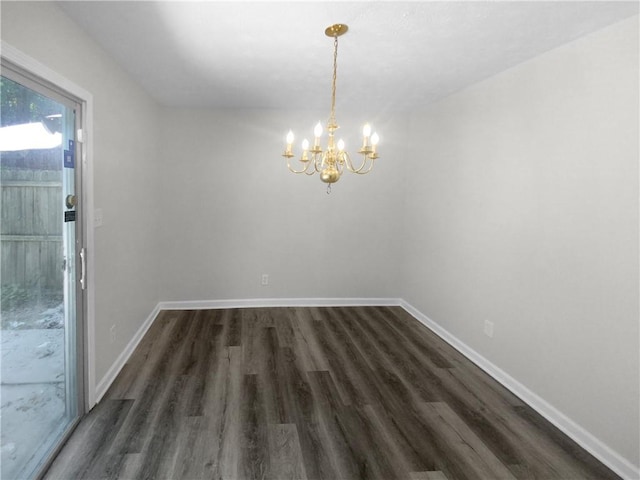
xmin=484 ymin=320 xmax=494 ymax=338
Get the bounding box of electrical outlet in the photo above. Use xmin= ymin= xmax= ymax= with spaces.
xmin=110 ymin=325 xmax=116 ymax=343
xmin=484 ymin=320 xmax=494 ymax=338
xmin=261 ymin=274 xmax=269 ymax=286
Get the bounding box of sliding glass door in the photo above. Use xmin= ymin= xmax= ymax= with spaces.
xmin=1 ymin=63 xmax=84 ymax=479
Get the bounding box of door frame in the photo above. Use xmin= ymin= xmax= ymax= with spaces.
xmin=1 ymin=41 xmax=97 ymax=410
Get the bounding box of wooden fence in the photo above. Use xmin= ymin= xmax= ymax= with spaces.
xmin=1 ymin=150 xmax=63 ymax=290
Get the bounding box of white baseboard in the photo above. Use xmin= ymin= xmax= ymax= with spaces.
xmin=93 ymin=297 xmax=638 ymax=480
xmin=158 ymin=297 xmax=402 ymax=310
xmin=94 ymin=303 xmax=161 ymax=403
xmin=400 ymin=300 xmax=640 ymax=480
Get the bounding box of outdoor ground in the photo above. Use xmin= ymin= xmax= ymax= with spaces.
xmin=1 ymin=300 xmax=65 ymax=480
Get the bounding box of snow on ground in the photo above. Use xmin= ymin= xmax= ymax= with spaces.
xmin=1 ymin=304 xmax=65 ymax=480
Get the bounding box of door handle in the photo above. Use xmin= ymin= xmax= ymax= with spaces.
xmin=79 ymin=248 xmax=86 ymax=290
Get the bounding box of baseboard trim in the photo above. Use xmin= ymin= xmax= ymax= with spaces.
xmin=400 ymin=300 xmax=639 ymax=480
xmin=94 ymin=303 xmax=161 ymax=403
xmin=93 ymin=297 xmax=638 ymax=480
xmin=158 ymin=297 xmax=402 ymax=310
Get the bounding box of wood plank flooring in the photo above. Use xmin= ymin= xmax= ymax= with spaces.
xmin=44 ymin=307 xmax=620 ymax=480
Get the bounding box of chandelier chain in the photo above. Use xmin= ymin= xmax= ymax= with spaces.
xmin=329 ymin=34 xmax=338 ymax=128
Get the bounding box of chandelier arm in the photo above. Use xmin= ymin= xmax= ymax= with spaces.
xmin=342 ymin=151 xmax=373 ymax=174
xmin=314 ymin=152 xmax=327 ymax=173
xmin=352 ymin=160 xmax=375 ymax=175
xmin=287 ymin=157 xmax=314 ymax=175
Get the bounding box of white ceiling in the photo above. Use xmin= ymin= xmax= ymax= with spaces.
xmin=58 ymin=1 xmax=638 ymax=111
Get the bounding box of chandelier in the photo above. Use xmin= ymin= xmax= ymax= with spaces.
xmin=282 ymin=24 xmax=379 ymax=193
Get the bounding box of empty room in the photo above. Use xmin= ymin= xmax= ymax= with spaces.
xmin=0 ymin=1 xmax=638 ymax=479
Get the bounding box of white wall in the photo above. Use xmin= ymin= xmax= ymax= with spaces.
xmin=1 ymin=2 xmax=162 ymax=384
xmin=403 ymin=16 xmax=639 ymax=470
xmin=158 ymin=108 xmax=406 ymax=301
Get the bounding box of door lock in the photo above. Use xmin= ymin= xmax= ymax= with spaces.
xmin=65 ymin=194 xmax=77 ymax=209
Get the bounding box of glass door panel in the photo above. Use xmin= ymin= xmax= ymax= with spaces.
xmin=0 ymin=72 xmax=83 ymax=479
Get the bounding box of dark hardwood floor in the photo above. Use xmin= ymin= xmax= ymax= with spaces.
xmin=44 ymin=307 xmax=620 ymax=480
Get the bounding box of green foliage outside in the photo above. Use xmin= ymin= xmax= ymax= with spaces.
xmin=1 ymin=76 xmax=61 ymax=127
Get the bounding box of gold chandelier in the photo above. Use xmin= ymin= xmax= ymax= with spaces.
xmin=282 ymin=24 xmax=379 ymax=193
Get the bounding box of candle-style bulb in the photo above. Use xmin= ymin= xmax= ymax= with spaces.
xmin=337 ymin=139 xmax=345 ymax=151
xmin=314 ymin=122 xmax=323 ymax=138
xmin=362 ymin=123 xmax=372 ymax=138
xmin=370 ymin=132 xmax=379 ymax=158
xmin=301 ymin=138 xmax=310 ymax=161
xmin=286 ymin=130 xmax=294 ymax=145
